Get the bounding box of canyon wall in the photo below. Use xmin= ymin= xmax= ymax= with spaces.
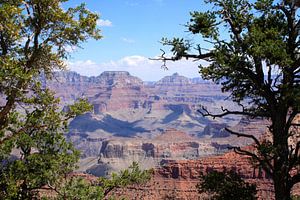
xmin=44 ymin=71 xmax=244 ymax=159
xmin=114 ymin=151 xmax=300 ymax=200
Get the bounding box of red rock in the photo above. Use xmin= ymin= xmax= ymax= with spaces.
xmin=115 ymin=151 xmax=300 ymax=200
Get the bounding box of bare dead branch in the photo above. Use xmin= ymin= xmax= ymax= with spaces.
xmin=225 ymin=128 xmax=261 ymax=148
xmin=230 ymin=146 xmax=273 ymax=175
xmin=290 ymin=141 xmax=300 ymax=170
xmin=290 ymin=123 xmax=300 ymax=126
xmin=226 ymin=127 xmax=275 ymax=172
xmin=198 ymin=105 xmax=259 ymax=119
xmin=149 ymin=49 xmax=214 ymax=69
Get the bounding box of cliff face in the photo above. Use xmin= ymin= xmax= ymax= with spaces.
xmin=87 ymin=71 xmax=147 ymax=113
xmin=114 ymin=151 xmax=300 ymax=200
xmin=46 ymin=70 xmax=232 ymax=112
xmin=155 ymin=73 xmax=192 ymax=86
xmin=46 ymin=70 xmax=240 ymax=133
xmin=43 ymin=70 xmax=246 ymax=158
xmin=85 ymin=129 xmax=220 ymax=176
xmin=83 ymin=125 xmax=266 ymax=178
xmin=40 ymin=70 xmax=300 ymax=199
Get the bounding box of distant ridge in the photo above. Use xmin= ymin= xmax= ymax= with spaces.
xmin=51 ymin=70 xmax=210 ymax=84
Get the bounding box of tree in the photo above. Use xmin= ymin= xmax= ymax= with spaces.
xmin=49 ymin=161 xmax=152 ymax=200
xmin=197 ymin=170 xmax=257 ymax=200
xmin=0 ymin=0 xmax=101 ymax=199
xmin=156 ymin=0 xmax=300 ymax=199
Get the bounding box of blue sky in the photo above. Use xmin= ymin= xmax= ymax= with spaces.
xmin=65 ymin=0 xmax=211 ymax=81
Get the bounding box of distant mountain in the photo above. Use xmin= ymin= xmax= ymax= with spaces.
xmin=38 ymin=70 xmax=271 ymax=177
xmin=156 ymin=73 xmax=191 ymax=86
xmin=43 ymin=70 xmax=241 ymax=158
xmin=190 ymin=77 xmax=210 ymax=84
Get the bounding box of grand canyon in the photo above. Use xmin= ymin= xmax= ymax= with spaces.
xmin=41 ymin=70 xmax=300 ymax=199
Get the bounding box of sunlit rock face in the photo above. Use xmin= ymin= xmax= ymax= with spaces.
xmin=113 ymin=151 xmax=300 ymax=200
xmin=45 ymin=70 xmax=239 ymax=136
xmin=45 ymin=71 xmax=269 ymax=175
xmin=39 ymin=70 xmax=300 ymax=199
xmin=43 ymin=71 xmax=266 ymax=159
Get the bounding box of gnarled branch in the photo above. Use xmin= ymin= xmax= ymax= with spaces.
xmin=198 ymin=105 xmax=261 ymax=119
xmin=230 ymin=146 xmax=273 ymax=176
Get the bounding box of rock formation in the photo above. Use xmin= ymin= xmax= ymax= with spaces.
xmin=84 ymin=129 xmax=220 ymax=176
xmin=41 ymin=70 xmax=246 ymax=159
xmin=113 ymin=151 xmax=300 ymax=200
xmin=36 ymin=70 xmax=300 ymax=199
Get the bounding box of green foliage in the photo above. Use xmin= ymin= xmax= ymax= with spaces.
xmin=0 ymin=1 xmax=152 ymax=199
xmin=161 ymin=37 xmax=192 ymax=60
xmin=188 ymin=11 xmax=218 ymax=39
xmin=98 ymin=161 xmax=152 ymax=197
xmin=112 ymin=161 xmax=152 ymax=185
xmin=0 ymin=89 xmax=91 ymax=199
xmin=159 ymin=0 xmax=300 ymax=199
xmin=51 ymin=162 xmax=152 ymax=200
xmin=292 ymin=195 xmax=300 ymax=200
xmin=0 ymin=0 xmax=101 ymax=199
xmin=54 ymin=177 xmax=104 ymax=200
xmin=197 ymin=171 xmax=257 ymax=200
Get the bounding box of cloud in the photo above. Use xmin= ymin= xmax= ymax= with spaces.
xmin=97 ymin=19 xmax=113 ymax=27
xmin=67 ymin=55 xmax=208 ymax=81
xmin=121 ymin=37 xmax=135 ymax=44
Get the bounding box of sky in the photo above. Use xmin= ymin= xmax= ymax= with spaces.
xmin=64 ymin=0 xmax=211 ymax=81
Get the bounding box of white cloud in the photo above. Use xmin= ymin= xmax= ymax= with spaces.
xmin=67 ymin=55 xmax=209 ymax=81
xmin=121 ymin=37 xmax=135 ymax=44
xmin=97 ymin=19 xmax=113 ymax=27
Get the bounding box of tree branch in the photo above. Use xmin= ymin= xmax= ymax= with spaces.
xmin=198 ymin=105 xmax=261 ymax=119
xmin=225 ymin=128 xmax=261 ymax=149
xmin=231 ymin=146 xmax=273 ymax=176
xmin=226 ymin=128 xmax=275 ymax=173
xmin=286 ymin=110 xmax=299 ymax=133
xmin=150 ymin=49 xmax=213 ymax=69
xmin=0 ymin=32 xmax=8 ymax=55
xmin=291 ymin=173 xmax=300 ymax=186
xmin=0 ymin=124 xmax=47 ymax=146
xmin=289 ymin=141 xmax=300 ymax=170
xmin=47 ymin=181 xmax=64 ymax=197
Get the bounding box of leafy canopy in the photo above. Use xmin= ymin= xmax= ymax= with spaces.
xmin=52 ymin=162 xmax=152 ymax=200
xmin=0 ymin=0 xmax=100 ymax=199
xmin=157 ymin=0 xmax=300 ymax=199
xmin=197 ymin=170 xmax=257 ymax=200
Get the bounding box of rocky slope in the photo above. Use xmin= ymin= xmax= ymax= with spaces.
xmin=44 ymin=70 xmax=271 ymax=176
xmin=83 ymin=129 xmax=226 ymax=176
xmin=41 ymin=70 xmax=300 ymax=199
xmin=113 ymin=151 xmax=300 ymax=200
xmin=77 ymin=117 xmax=268 ymax=177
xmin=43 ymin=71 xmax=243 ymax=157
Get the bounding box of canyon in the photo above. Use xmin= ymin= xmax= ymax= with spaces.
xmin=113 ymin=151 xmax=300 ymax=200
xmin=43 ymin=71 xmax=264 ymax=174
xmin=44 ymin=70 xmax=295 ymax=199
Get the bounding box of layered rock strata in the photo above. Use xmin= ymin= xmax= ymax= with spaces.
xmin=114 ymin=151 xmax=300 ymax=200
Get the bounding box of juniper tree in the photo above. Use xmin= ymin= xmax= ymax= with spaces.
xmin=0 ymin=0 xmax=100 ymax=198
xmin=157 ymin=0 xmax=300 ymax=199
xmin=197 ymin=170 xmax=257 ymax=200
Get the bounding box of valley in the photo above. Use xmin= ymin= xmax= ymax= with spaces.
xmin=45 ymin=70 xmax=267 ymax=176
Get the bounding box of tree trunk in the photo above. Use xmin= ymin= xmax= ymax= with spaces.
xmin=273 ymin=175 xmax=292 ymax=200
xmin=272 ymin=110 xmax=292 ymax=200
